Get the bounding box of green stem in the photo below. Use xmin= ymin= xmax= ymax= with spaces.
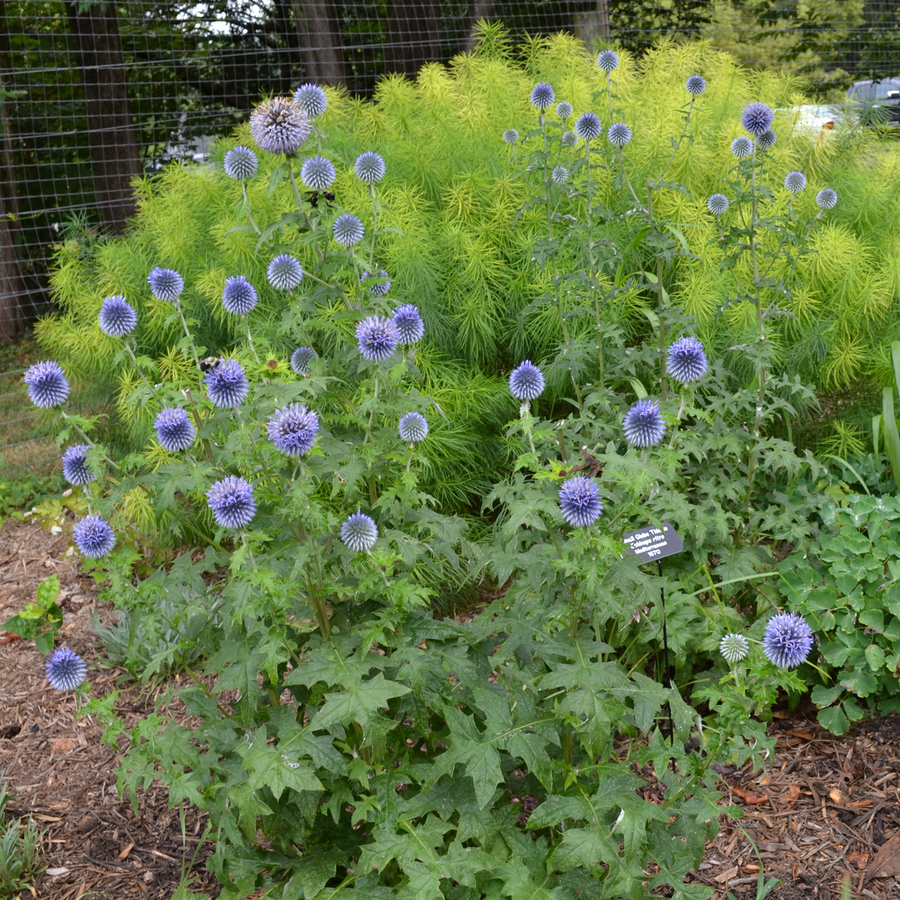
xmin=175 ymin=300 xmax=201 ymax=370
xmin=242 ymin=317 xmax=260 ymax=363
xmin=368 ymin=184 xmax=377 ymax=270
xmin=241 ymin=182 xmax=261 ymax=235
xmin=59 ymin=411 xmax=120 ymax=470
xmin=646 ymin=185 xmax=667 ymax=400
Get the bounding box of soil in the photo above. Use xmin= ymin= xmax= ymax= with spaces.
xmin=3 ymin=517 xmax=900 ymax=900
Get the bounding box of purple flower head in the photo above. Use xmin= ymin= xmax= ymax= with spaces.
xmin=558 ymin=476 xmax=603 ymax=527
xmin=24 ymin=361 xmax=70 ymax=409
xmin=509 ymin=360 xmax=545 ymax=402
xmin=575 ymin=112 xmax=602 ymax=141
xmin=762 ymin=612 xmax=813 ymax=668
xmin=290 ymin=346 xmax=315 ymax=374
xmin=154 ymin=407 xmax=195 ymax=452
xmin=293 ymin=83 xmax=327 ymax=118
xmin=267 ymin=254 xmax=303 ymax=291
xmin=685 ymin=74 xmax=706 ymax=96
xmin=623 ymin=399 xmax=666 ymax=448
xmin=607 ymin=122 xmax=632 ymax=147
xmin=356 ymin=316 xmax=399 ymax=362
xmin=561 ymin=130 xmax=577 ymax=148
xmin=816 ymin=188 xmax=838 ymax=210
xmin=333 ymin=213 xmax=364 ymax=248
xmin=597 ymin=49 xmax=619 ymax=73
xmin=266 ymin=404 xmax=319 ymax=457
xmin=205 ymin=358 xmax=248 ymax=407
xmin=340 ymin=511 xmax=378 ymax=553
xmin=73 ymin=515 xmax=116 ymax=558
xmin=667 ymin=336 xmax=708 ymax=385
xmin=148 ymin=267 xmax=184 ymax=303
xmin=707 ymin=193 xmax=729 ymax=215
xmin=530 ymin=82 xmax=555 ymax=111
xmin=784 ymin=170 xmax=807 ymax=193
xmin=720 ymin=633 xmax=749 ymax=664
xmin=360 ymin=268 xmax=391 ymax=296
xmin=207 ymin=476 xmax=256 ymax=529
xmin=222 ymin=275 xmax=258 ymax=316
xmin=392 ymin=304 xmax=424 ymax=345
xmin=354 ymin=151 xmax=386 ymax=185
xmin=301 ymin=155 xmax=336 ymax=191
xmin=61 ymin=444 xmax=94 ymax=486
xmin=741 ymin=102 xmax=774 ymax=136
xmin=46 ymin=647 xmax=87 ymax=691
xmin=250 ymin=96 xmax=310 ymax=155
xmin=502 ymin=129 xmax=519 ymax=145
xmin=551 ymin=166 xmax=569 ymax=185
xmin=556 ymin=101 xmax=573 ymax=119
xmin=756 ymin=129 xmax=777 ymax=150
xmin=398 ymin=411 xmax=428 ymax=443
xmin=98 ymin=295 xmax=137 ymax=338
xmin=223 ymin=145 xmax=258 ymax=180
xmin=731 ymin=136 xmax=753 ymax=159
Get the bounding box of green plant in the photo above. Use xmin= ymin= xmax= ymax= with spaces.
xmin=0 ymin=778 xmax=45 ymax=897
xmin=0 ymin=575 xmax=63 ymax=654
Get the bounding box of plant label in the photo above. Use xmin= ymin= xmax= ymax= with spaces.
xmin=622 ymin=522 xmax=683 ymax=562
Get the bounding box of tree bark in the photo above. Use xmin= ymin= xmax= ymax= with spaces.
xmin=384 ymin=0 xmax=443 ymax=77
xmin=291 ymin=0 xmax=347 ymax=86
xmin=462 ymin=0 xmax=496 ymax=53
xmin=0 ymin=196 xmax=25 ymax=342
xmin=64 ymin=0 xmax=142 ymax=236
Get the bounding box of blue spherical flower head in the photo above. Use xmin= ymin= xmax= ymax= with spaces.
xmin=267 ymin=254 xmax=303 ymax=291
xmin=223 ymin=145 xmax=258 ymax=180
xmin=607 ymin=122 xmax=632 ymax=147
xmin=360 ymin=268 xmax=391 ymax=296
xmin=73 ymin=515 xmax=116 ymax=558
xmin=561 ymin=130 xmax=577 ymax=148
xmin=551 ymin=166 xmax=569 ymax=185
xmin=147 ymin=267 xmax=184 ymax=303
xmin=250 ymin=96 xmax=310 ymax=155
xmin=741 ymin=101 xmax=774 ymax=136
xmin=154 ymin=407 xmax=195 ymax=452
xmin=398 ymin=411 xmax=428 ymax=443
xmin=784 ymin=170 xmax=807 ymax=193
xmin=290 ymin=346 xmax=315 ymax=374
xmin=762 ymin=612 xmax=813 ymax=668
xmin=341 ymin=511 xmax=378 ymax=553
xmin=356 ymin=316 xmax=399 ymax=362
xmin=205 ymin=358 xmax=249 ymax=407
xmin=597 ymin=49 xmax=619 ymax=73
xmin=301 ymin=155 xmax=336 ymax=190
xmin=731 ymin=136 xmax=753 ymax=159
xmin=46 ymin=647 xmax=87 ymax=691
xmin=719 ymin=633 xmax=749 ymax=664
xmin=61 ymin=444 xmax=94 ymax=486
xmin=575 ymin=112 xmax=602 ymax=141
xmin=707 ymin=193 xmax=729 ymax=215
xmin=392 ymin=304 xmax=424 ymax=345
xmin=24 ymin=360 xmax=70 ymax=409
xmin=667 ymin=336 xmax=708 ymax=385
xmin=267 ymin=404 xmax=319 ymax=457
xmin=816 ymin=188 xmax=838 ymax=210
xmin=98 ymin=295 xmax=137 ymax=338
xmin=530 ymin=82 xmax=555 ymax=111
xmin=756 ymin=129 xmax=777 ymax=150
xmin=502 ymin=128 xmax=519 ymax=145
xmin=354 ymin=151 xmax=386 ymax=184
xmin=293 ymin=83 xmax=327 ymax=118
xmin=333 ymin=213 xmax=364 ymax=248
xmin=558 ymin=476 xmax=603 ymax=527
xmin=623 ymin=399 xmax=666 ymax=448
xmin=556 ymin=101 xmax=573 ymax=119
xmin=509 ymin=360 xmax=545 ymax=402
xmin=685 ymin=74 xmax=706 ymax=96
xmin=207 ymin=476 xmax=256 ymax=529
xmin=222 ymin=275 xmax=258 ymax=316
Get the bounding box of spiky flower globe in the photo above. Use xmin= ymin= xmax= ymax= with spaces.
xmin=354 ymin=151 xmax=386 ymax=184
xmin=61 ymin=444 xmax=93 ymax=486
xmin=719 ymin=633 xmax=750 ymax=664
xmin=667 ymin=336 xmax=708 ymax=385
xmin=509 ymin=360 xmax=545 ymax=402
xmin=741 ymin=101 xmax=774 ymax=136
xmin=730 ymin=136 xmax=753 ymax=159
xmin=707 ymin=193 xmax=730 ymax=215
xmin=73 ymin=515 xmax=116 ymax=558
xmin=98 ymin=295 xmax=137 ymax=338
xmin=340 ymin=511 xmax=378 ymax=553
xmin=357 ymin=316 xmax=400 ymax=362
xmin=45 ymin=648 xmax=87 ymax=692
xmin=561 ymin=130 xmax=577 ymax=148
xmin=301 ymin=155 xmax=336 ymax=190
xmin=756 ymin=129 xmax=777 ymax=150
xmin=575 ymin=112 xmax=602 ymax=141
xmin=502 ymin=128 xmax=519 ymax=145
xmin=530 ymin=82 xmax=555 ymax=111
xmin=205 ymin=358 xmax=249 ymax=407
xmin=360 ymin=268 xmax=391 ymax=296
xmin=623 ymin=399 xmax=666 ymax=448
xmin=24 ymin=361 xmax=70 ymax=409
xmin=207 ymin=476 xmax=256 ymax=529
xmin=762 ymin=612 xmax=813 ymax=669
xmin=333 ymin=213 xmax=364 ymax=247
xmin=222 ymin=275 xmax=258 ymax=316
xmin=250 ymin=96 xmax=310 ymax=155
xmin=558 ymin=476 xmax=603 ymax=527
xmin=147 ymin=266 xmax=184 ymax=303
xmin=816 ymin=188 xmax=838 ymax=210
xmin=597 ymin=49 xmax=619 ymax=73
xmin=556 ymin=101 xmax=573 ymax=119
xmin=290 ymin=346 xmax=315 ymax=374
xmin=685 ymin=74 xmax=706 ymax=96
xmin=267 ymin=404 xmax=319 ymax=457
xmin=784 ymin=170 xmax=807 ymax=193
xmin=607 ymin=122 xmax=632 ymax=147
xmin=154 ymin=407 xmax=195 ymax=452
xmin=398 ymin=411 xmax=428 ymax=443
xmin=392 ymin=304 xmax=425 ymax=345
xmin=223 ymin=145 xmax=258 ymax=180
xmin=293 ymin=83 xmax=327 ymax=118
xmin=267 ymin=254 xmax=303 ymax=291
xmin=551 ymin=166 xmax=569 ymax=185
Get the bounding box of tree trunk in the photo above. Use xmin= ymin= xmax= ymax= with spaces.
xmin=0 ymin=204 xmax=25 ymax=342
xmin=64 ymin=0 xmax=142 ymax=236
xmin=385 ymin=0 xmax=443 ymax=77
xmin=291 ymin=0 xmax=347 ymax=86
xmin=462 ymin=0 xmax=496 ymax=52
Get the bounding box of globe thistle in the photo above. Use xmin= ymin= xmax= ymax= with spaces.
xmin=301 ymin=155 xmax=336 ymax=190
xmin=575 ymin=112 xmax=602 ymax=141
xmin=685 ymin=74 xmax=706 ymax=96
xmin=267 ymin=254 xmax=303 ymax=291
xmin=205 ymin=358 xmax=249 ymax=407
xmin=398 ymin=411 xmax=428 ymax=443
xmin=816 ymin=188 xmax=838 ymax=210
xmin=340 ymin=511 xmax=378 ymax=553
xmin=293 ymin=83 xmax=327 ymax=118
xmin=267 ymin=404 xmax=319 ymax=457
xmin=290 ymin=346 xmax=315 ymax=374
xmin=623 ymin=399 xmax=666 ymax=448
xmin=502 ymin=128 xmax=519 ymax=145
xmin=333 ymin=213 xmax=364 ymax=247
xmin=561 ymin=130 xmax=577 ymax=148
xmin=607 ymin=122 xmax=632 ymax=147
xmin=731 ymin=136 xmax=753 ymax=160
xmin=667 ymin=336 xmax=708 ymax=385
xmin=762 ymin=612 xmax=814 ymax=669
xmin=558 ymin=475 xmax=603 ymax=527
xmin=360 ymin=268 xmax=391 ymax=296
xmin=222 ymin=275 xmax=258 ymax=316
xmin=756 ymin=129 xmax=777 ymax=150
xmin=98 ymin=295 xmax=137 ymax=338
xmin=707 ymin=193 xmax=730 ymax=215
xmin=509 ymin=360 xmax=545 ymax=402
xmin=530 ymin=82 xmax=555 ymax=111
xmin=556 ymin=101 xmax=573 ymax=119
xmin=73 ymin=515 xmax=116 ymax=558
xmin=250 ymin=96 xmax=310 ymax=155
xmin=356 ymin=316 xmax=400 ymax=362
xmin=551 ymin=166 xmax=569 ymax=185
xmin=597 ymin=49 xmax=619 ymax=73
xmin=354 ymin=151 xmax=386 ymax=184
xmin=207 ymin=476 xmax=256 ymax=529
xmin=741 ymin=101 xmax=774 ymax=136
xmin=392 ymin=304 xmax=425 ymax=345
xmin=147 ymin=267 xmax=184 ymax=303
xmin=154 ymin=407 xmax=195 ymax=452
xmin=719 ymin=633 xmax=749 ymax=664
xmin=61 ymin=444 xmax=94 ymax=486
xmin=45 ymin=648 xmax=87 ymax=692
xmin=24 ymin=361 xmax=70 ymax=409
xmin=784 ymin=170 xmax=807 ymax=193
xmin=223 ymin=145 xmax=258 ymax=180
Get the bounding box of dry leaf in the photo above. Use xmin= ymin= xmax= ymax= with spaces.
xmin=785 ymin=784 xmax=801 ymax=801
xmin=118 ymin=842 xmax=134 ymax=860
xmin=868 ymin=832 xmax=900 ymax=880
xmin=848 ymin=851 xmax=869 ymax=870
xmin=730 ymin=785 xmax=768 ymax=805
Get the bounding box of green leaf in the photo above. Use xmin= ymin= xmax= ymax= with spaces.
xmin=240 ymin=727 xmax=324 ymax=800
xmin=36 ymin=574 xmax=60 ymax=609
xmin=312 ymin=673 xmax=410 ymax=731
xmin=817 ymin=705 xmax=850 ymax=735
xmin=549 ymin=824 xmax=618 ymax=872
xmin=882 ymin=386 xmax=900 ymax=485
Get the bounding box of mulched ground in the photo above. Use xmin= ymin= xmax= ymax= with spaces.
xmin=3 ymin=517 xmax=900 ymax=900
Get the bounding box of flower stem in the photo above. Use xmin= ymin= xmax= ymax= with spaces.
xmin=241 ymin=182 xmax=261 ymax=235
